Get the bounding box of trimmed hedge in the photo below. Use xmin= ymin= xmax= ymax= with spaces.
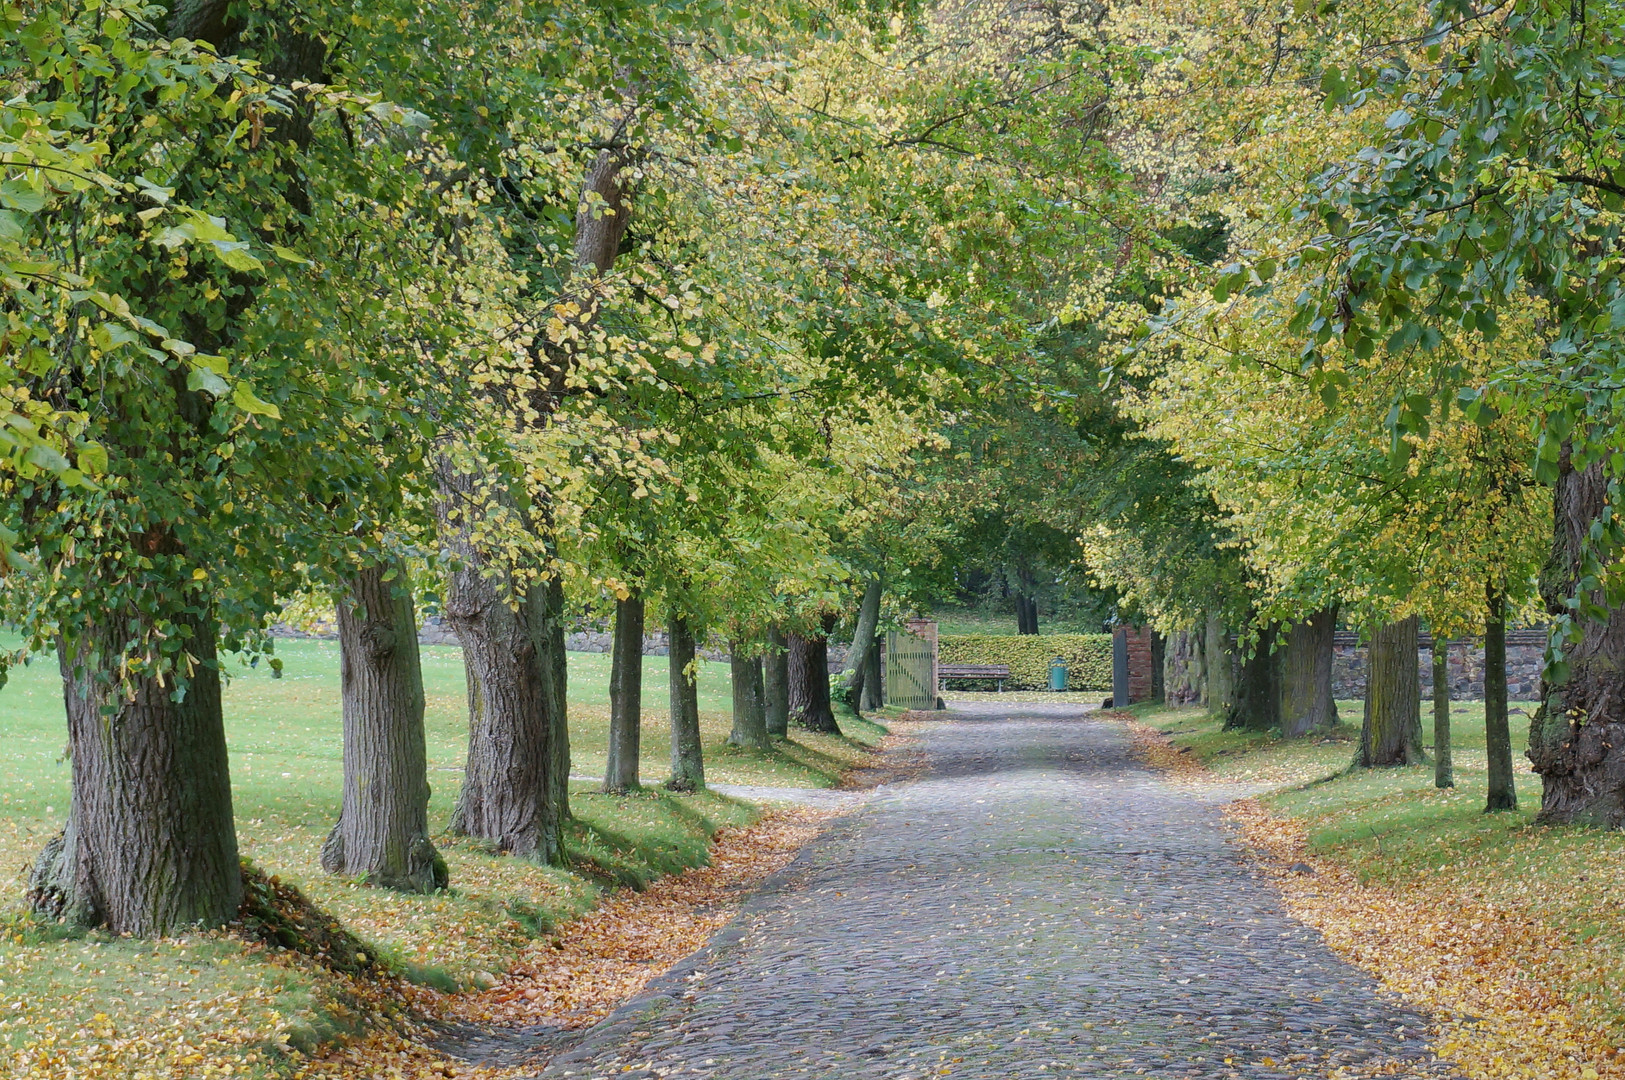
xmin=938 ymin=633 xmax=1114 ymax=691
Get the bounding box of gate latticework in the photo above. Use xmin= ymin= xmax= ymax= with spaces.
xmin=885 ymin=627 xmax=937 ymax=709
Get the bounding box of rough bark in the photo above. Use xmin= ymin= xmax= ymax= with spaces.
xmin=1015 ymin=593 xmax=1039 ymax=635
xmin=1205 ymin=613 xmax=1237 ymax=715
xmin=1279 ymin=608 xmax=1339 ymax=738
xmin=666 ymin=615 xmax=705 ymax=791
xmin=789 ymin=617 xmax=840 ymax=733
xmin=843 ymin=580 xmax=883 ymax=708
xmin=603 ymin=590 xmax=645 ymax=794
xmin=1484 ymin=584 xmax=1517 ymax=812
xmin=1433 ymin=643 xmax=1454 ymax=789
xmin=1150 ymin=631 xmax=1166 ymax=703
xmin=574 ymin=149 xmax=634 ymax=275
xmin=1224 ymin=622 xmax=1281 ymax=732
xmin=1164 ymin=629 xmax=1205 ymax=706
xmin=764 ymin=625 xmax=790 ymax=737
xmin=727 ymin=642 xmax=770 ymax=750
xmin=860 ymin=636 xmax=883 ymax=712
xmin=542 ymin=573 xmax=571 ymax=823
xmin=1356 ymin=615 xmax=1425 ymax=767
xmin=321 ymin=559 xmax=446 ymax=893
xmin=1527 ymin=461 xmax=1625 ymax=823
xmin=437 ymin=463 xmax=561 ymax=863
xmin=29 ymin=609 xmax=242 ymax=935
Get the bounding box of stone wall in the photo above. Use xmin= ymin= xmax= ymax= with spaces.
xmin=275 ymin=617 xmax=850 ymax=672
xmin=1331 ymin=630 xmax=1546 ymax=701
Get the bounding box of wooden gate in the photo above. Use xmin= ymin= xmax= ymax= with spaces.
xmin=885 ymin=626 xmax=937 ymax=709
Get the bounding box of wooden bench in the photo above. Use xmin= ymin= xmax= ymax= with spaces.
xmin=938 ymin=663 xmax=1011 ymax=691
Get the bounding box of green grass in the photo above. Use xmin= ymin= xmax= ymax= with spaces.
xmin=1138 ymin=697 xmax=1625 ymax=1044
xmin=0 ymin=638 xmax=885 ymax=1077
xmin=1140 ymin=698 xmax=1540 ymax=794
xmin=934 ymin=611 xmax=1023 ymax=636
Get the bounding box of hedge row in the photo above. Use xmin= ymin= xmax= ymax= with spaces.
xmin=937 ymin=633 xmax=1114 ymax=691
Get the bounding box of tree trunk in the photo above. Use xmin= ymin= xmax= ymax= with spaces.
xmin=789 ymin=618 xmax=840 ymax=733
xmin=1279 ymin=608 xmax=1339 ymax=738
xmin=1356 ymin=615 xmax=1424 ymax=767
xmin=1433 ymin=641 xmax=1453 ymax=789
xmin=542 ymin=573 xmax=571 ymax=823
xmin=603 ymin=590 xmax=645 ymax=794
xmin=1484 ymin=583 xmax=1516 ymax=811
xmin=29 ymin=609 xmax=243 ymax=935
xmin=764 ymin=625 xmax=790 ymax=737
xmin=1224 ymin=622 xmax=1281 ymax=732
xmin=1015 ymin=593 xmax=1039 ymax=635
xmin=727 ymin=642 xmax=770 ymax=750
xmin=843 ymin=580 xmax=883 ymax=707
xmin=1150 ymin=631 xmax=1166 ymax=703
xmin=321 ymin=559 xmax=446 ymax=893
xmin=1528 ymin=459 xmax=1625 ymax=824
xmin=1164 ymin=629 xmax=1205 ymax=705
xmin=860 ymin=636 xmax=883 ymax=711
xmin=666 ymin=615 xmax=705 ymax=791
xmin=1205 ymin=613 xmax=1236 ymax=715
xmin=438 ymin=466 xmax=561 ymax=862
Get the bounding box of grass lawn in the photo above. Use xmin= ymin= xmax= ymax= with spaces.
xmin=1139 ymin=697 xmax=1625 ymax=1051
xmin=0 ymin=638 xmax=887 ymax=1078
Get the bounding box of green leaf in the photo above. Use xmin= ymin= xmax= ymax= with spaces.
xmin=186 ymin=364 xmax=230 ymax=397
xmin=209 ymin=240 xmax=263 ymax=272
xmin=77 ymin=442 xmax=108 ymax=476
xmin=232 ymin=382 xmax=282 ymax=419
xmin=24 ymin=442 xmax=69 ymax=473
xmin=0 ymin=182 xmax=46 ymax=214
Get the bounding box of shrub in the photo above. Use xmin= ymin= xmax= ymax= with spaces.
xmin=938 ymin=633 xmax=1113 ymax=691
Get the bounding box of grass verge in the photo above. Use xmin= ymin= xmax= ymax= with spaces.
xmin=1124 ymin=699 xmax=1625 ymax=1080
xmin=0 ymin=640 xmax=888 ymax=1079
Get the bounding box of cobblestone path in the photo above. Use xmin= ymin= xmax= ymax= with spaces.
xmin=539 ymin=704 xmax=1456 ymax=1080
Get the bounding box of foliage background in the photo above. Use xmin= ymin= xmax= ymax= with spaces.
xmin=938 ymin=633 xmax=1113 ymax=690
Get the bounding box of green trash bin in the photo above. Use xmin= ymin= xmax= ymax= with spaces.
xmin=1048 ymin=657 xmax=1068 ymax=691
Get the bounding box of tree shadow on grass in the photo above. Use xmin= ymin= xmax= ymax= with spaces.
xmin=563 ymin=788 xmax=753 ymax=891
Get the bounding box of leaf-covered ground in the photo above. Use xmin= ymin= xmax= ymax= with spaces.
xmin=0 ymin=640 xmax=889 ymax=1079
xmin=1122 ymin=704 xmax=1625 ymax=1080
xmin=298 ymin=807 xmax=836 ymax=1080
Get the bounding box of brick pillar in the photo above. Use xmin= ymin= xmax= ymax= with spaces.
xmin=1115 ymin=625 xmax=1155 ymax=704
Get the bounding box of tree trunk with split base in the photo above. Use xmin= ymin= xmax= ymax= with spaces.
xmin=438 ymin=464 xmax=562 ymax=863
xmin=322 ymin=558 xmax=446 ymax=893
xmin=844 ymin=580 xmax=883 ymax=710
xmin=29 ymin=609 xmax=242 ymax=935
xmin=860 ymin=637 xmax=883 ymax=711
